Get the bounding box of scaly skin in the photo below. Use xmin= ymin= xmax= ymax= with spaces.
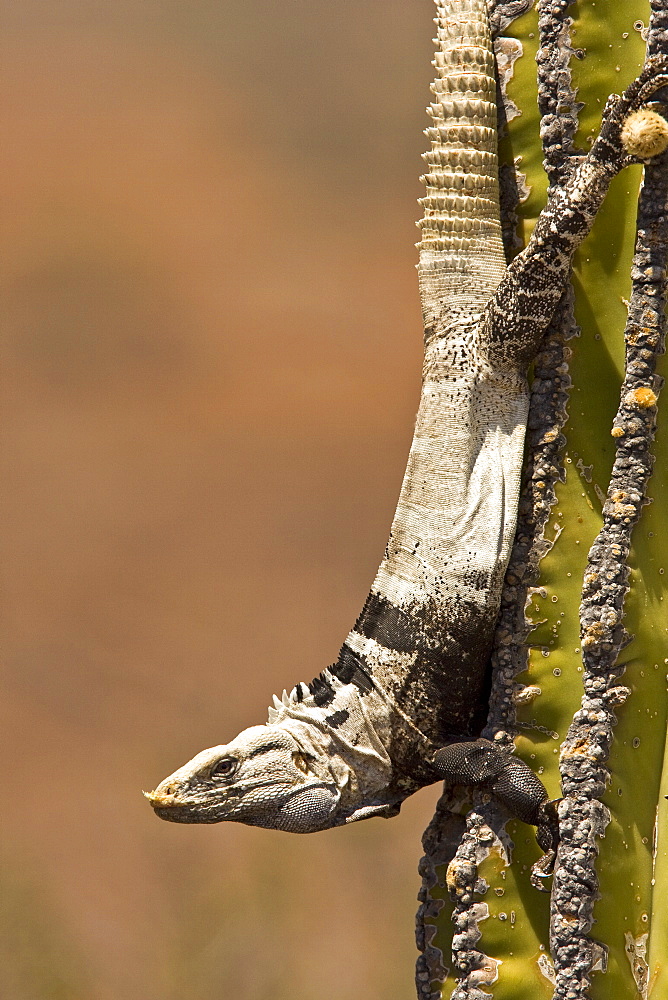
xmin=145 ymin=0 xmax=668 ymax=869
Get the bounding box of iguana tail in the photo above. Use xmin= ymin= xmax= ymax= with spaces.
xmin=418 ymin=0 xmax=507 ymax=315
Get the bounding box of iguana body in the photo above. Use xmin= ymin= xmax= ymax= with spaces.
xmin=146 ymin=0 xmax=668 ymax=860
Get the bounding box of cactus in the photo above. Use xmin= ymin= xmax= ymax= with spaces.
xmin=416 ymin=2 xmax=668 ymax=998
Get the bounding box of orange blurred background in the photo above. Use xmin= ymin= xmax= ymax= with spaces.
xmin=2 ymin=2 xmax=447 ymax=997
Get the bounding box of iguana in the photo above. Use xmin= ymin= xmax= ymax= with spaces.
xmin=146 ymin=0 xmax=668 ymax=877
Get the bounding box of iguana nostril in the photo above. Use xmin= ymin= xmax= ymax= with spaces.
xmin=143 ymin=784 xmax=178 ymax=805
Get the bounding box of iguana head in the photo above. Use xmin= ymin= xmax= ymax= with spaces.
xmin=145 ymin=725 xmax=346 ymax=832
xmin=146 ymin=672 xmax=402 ymax=830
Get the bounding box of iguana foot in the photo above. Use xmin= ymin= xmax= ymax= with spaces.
xmin=432 ymin=739 xmax=559 ymax=886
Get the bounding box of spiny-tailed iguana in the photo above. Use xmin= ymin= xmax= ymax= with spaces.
xmin=145 ymin=0 xmax=668 ymax=878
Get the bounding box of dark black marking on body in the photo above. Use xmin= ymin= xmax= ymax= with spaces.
xmin=353 ymin=592 xmax=423 ymax=654
xmin=329 ymin=646 xmax=375 ymax=693
xmin=324 ymin=709 xmax=350 ymax=728
xmin=338 ymin=590 xmax=497 ymax=744
xmin=307 ymin=673 xmax=336 ymax=707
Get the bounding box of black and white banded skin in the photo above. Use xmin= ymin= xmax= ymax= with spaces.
xmin=146 ymin=0 xmax=668 ymax=859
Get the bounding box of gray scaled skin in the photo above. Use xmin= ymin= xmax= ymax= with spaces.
xmin=146 ymin=0 xmax=668 ymax=873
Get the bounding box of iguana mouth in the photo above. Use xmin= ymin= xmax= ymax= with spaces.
xmin=150 ymin=803 xmax=222 ymax=824
xmin=143 ymin=786 xmax=177 ymax=808
xmin=143 ymin=787 xmax=230 ymax=824
xmin=143 ymin=785 xmax=190 ymax=821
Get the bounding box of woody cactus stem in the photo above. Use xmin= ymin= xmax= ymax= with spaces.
xmin=536 ymin=0 xmax=580 ymax=186
xmin=551 ymin=26 xmax=668 ymax=1000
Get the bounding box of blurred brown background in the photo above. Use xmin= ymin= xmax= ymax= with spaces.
xmin=2 ymin=2 xmax=445 ymax=997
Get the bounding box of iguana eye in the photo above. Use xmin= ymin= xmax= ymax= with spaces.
xmin=210 ymin=757 xmax=238 ymax=780
xmin=293 ymin=752 xmax=311 ymax=774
